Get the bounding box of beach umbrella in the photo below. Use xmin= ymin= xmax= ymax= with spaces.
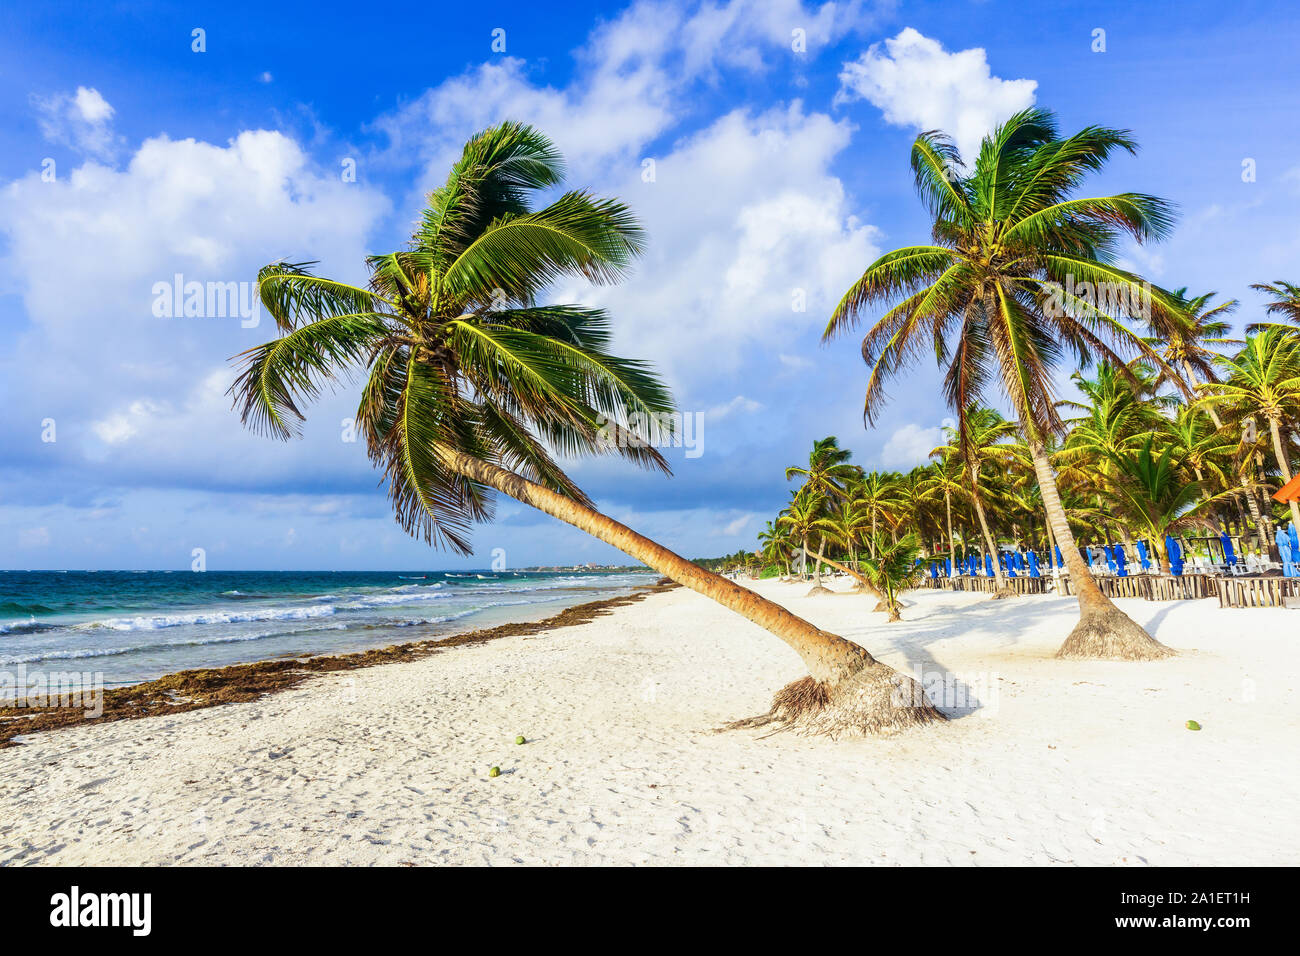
xmin=929 ymin=562 xmax=938 ymax=579
xmin=1085 ymin=546 xmax=1097 ymax=569
xmin=1114 ymin=544 xmax=1128 ymax=577
xmin=1054 ymin=545 xmax=1064 ymax=569
xmin=1136 ymin=539 xmax=1150 ymax=571
xmin=1220 ymin=532 xmax=1236 ymax=567
xmin=968 ymin=555 xmax=977 ymax=576
xmin=944 ymin=557 xmax=952 ymax=577
xmin=1104 ymin=545 xmax=1117 ymax=574
xmin=1276 ymin=527 xmax=1296 ymax=578
xmin=1290 ymin=523 xmax=1299 ymax=561
xmin=1027 ymin=551 xmax=1041 ymax=577
xmin=1165 ymin=535 xmax=1183 ymax=575
xmin=984 ymin=553 xmax=994 ymax=577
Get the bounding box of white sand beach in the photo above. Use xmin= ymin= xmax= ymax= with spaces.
xmin=1 ymin=579 xmax=1296 ymax=866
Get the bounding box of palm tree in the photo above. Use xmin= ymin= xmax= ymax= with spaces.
xmin=1147 ymin=288 xmax=1238 ymax=427
xmin=851 ymin=471 xmax=902 ymax=557
xmin=1204 ymin=328 xmax=1300 ymax=529
xmin=231 ymin=122 xmax=941 ymax=737
xmin=1106 ymin=436 xmax=1227 ymax=573
xmin=1249 ymin=280 xmax=1300 ymax=330
xmin=757 ymin=521 xmax=794 ymax=579
xmin=786 ymin=437 xmax=859 ymax=500
xmin=860 ymin=532 xmax=923 ymax=622
xmin=930 ymin=406 xmax=1023 ymax=592
xmin=921 ymin=454 xmax=967 ymax=563
xmin=825 ymin=107 xmax=1182 ymax=660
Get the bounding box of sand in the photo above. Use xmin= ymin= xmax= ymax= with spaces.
xmin=0 ymin=578 xmax=1296 ymax=866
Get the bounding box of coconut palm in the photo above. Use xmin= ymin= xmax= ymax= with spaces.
xmin=1146 ymin=288 xmax=1238 ymax=427
xmin=1106 ymin=436 xmax=1228 ymax=573
xmin=1249 ymin=279 xmax=1300 ymax=331
xmin=1204 ymin=328 xmax=1300 ymax=528
xmin=757 ymin=521 xmax=794 ymax=579
xmin=231 ymin=122 xmax=941 ymax=737
xmin=859 ymin=532 xmax=923 ymax=622
xmin=825 ymin=107 xmax=1184 ymax=660
xmin=920 ymin=457 xmax=967 ymax=563
xmin=930 ymin=406 xmax=1024 ymax=592
xmin=785 ymin=437 xmax=859 ymax=500
xmin=851 ymin=471 xmax=902 ymax=557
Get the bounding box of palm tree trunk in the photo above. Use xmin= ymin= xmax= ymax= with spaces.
xmin=1241 ymin=475 xmax=1267 ymax=555
xmin=946 ymin=486 xmax=956 ymax=561
xmin=1268 ymin=418 xmax=1300 ymax=529
xmin=435 ymin=447 xmax=938 ymax=735
xmin=1026 ymin=438 xmax=1173 ymax=660
xmin=969 ymin=470 xmax=1008 ymax=593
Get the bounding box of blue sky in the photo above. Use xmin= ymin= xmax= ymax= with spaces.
xmin=1 ymin=0 xmax=1298 ymax=570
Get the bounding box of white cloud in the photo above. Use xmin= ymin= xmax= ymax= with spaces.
xmin=0 ymin=130 xmax=390 ymax=486
xmin=706 ymin=395 xmax=764 ymax=420
xmin=835 ymin=27 xmax=1037 ymax=161
xmin=34 ymin=86 xmax=121 ymax=158
xmin=719 ymin=513 xmax=754 ymax=536
xmin=589 ymin=103 xmax=881 ymax=393
xmin=73 ymin=87 xmax=114 ymax=123
xmin=879 ymin=422 xmax=940 ymax=469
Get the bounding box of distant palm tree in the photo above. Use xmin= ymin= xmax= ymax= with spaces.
xmin=785 ymin=437 xmax=859 ymax=500
xmin=1147 ymin=288 xmax=1239 ymax=427
xmin=922 ymin=451 xmax=968 ymax=563
xmin=757 ymin=521 xmax=794 ymax=579
xmin=860 ymin=532 xmax=923 ymax=622
xmin=778 ymin=492 xmax=824 ymax=584
xmin=1249 ymin=279 xmax=1300 ymax=331
xmin=231 ymin=122 xmax=940 ymax=737
xmin=1205 ymin=328 xmax=1300 ymax=528
xmin=825 ymin=107 xmax=1182 ymax=660
xmin=931 ymin=406 xmax=1022 ymax=592
xmin=1106 ymin=436 xmax=1227 ymax=573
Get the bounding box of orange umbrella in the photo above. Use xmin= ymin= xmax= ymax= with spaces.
xmin=1274 ymin=473 xmax=1300 ymax=503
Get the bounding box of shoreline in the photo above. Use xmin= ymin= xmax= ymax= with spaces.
xmin=1 ymin=577 xmax=1295 ymax=865
xmin=0 ymin=581 xmax=675 ymax=748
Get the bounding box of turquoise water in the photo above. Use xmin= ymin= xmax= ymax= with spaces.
xmin=0 ymin=569 xmax=652 ymax=689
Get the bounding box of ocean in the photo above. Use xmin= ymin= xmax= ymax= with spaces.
xmin=0 ymin=569 xmax=654 ymax=691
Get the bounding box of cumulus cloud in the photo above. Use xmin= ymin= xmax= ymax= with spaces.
xmin=879 ymin=422 xmax=941 ymax=469
xmin=835 ymin=27 xmax=1037 ymax=161
xmin=33 ymin=86 xmax=121 ymax=158
xmin=0 ymin=129 xmax=390 ymax=492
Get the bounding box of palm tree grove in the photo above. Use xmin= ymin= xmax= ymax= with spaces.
xmin=230 ymin=110 xmax=1300 ymax=741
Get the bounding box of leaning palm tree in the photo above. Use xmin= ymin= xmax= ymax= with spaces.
xmin=231 ymin=123 xmax=941 ymax=737
xmin=825 ymin=107 xmax=1184 ymax=660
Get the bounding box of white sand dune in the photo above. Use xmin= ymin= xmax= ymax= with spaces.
xmin=1 ymin=578 xmax=1296 ymax=866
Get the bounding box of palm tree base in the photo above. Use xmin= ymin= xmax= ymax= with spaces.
xmin=1055 ymin=606 xmax=1176 ymax=661
xmin=805 ymin=585 xmax=834 ymax=596
xmin=726 ymin=666 xmax=946 ymax=739
xmin=991 ymin=588 xmax=1016 ymax=600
